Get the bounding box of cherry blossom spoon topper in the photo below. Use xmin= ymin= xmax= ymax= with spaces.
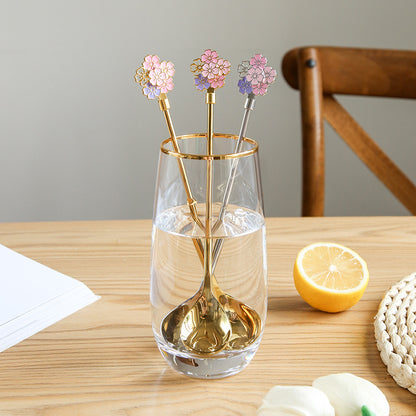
xmin=238 ymin=53 xmax=276 ymax=98
xmin=134 ymin=54 xmax=178 ymax=134
xmin=134 ymin=54 xmax=178 ymax=152
xmin=190 ymin=49 xmax=231 ymax=154
xmin=191 ymin=49 xmax=231 ymax=92
xmin=234 ymin=53 xmax=277 ymax=148
xmin=135 ymin=54 xmax=174 ymax=100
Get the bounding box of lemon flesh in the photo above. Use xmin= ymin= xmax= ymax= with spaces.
xmin=293 ymin=242 xmax=369 ymax=313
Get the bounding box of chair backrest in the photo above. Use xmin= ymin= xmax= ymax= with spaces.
xmin=282 ymin=46 xmax=416 ymax=216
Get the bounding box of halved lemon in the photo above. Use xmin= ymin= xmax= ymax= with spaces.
xmin=293 ymin=242 xmax=369 ymax=313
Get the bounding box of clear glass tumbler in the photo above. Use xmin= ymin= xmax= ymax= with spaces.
xmin=150 ymin=133 xmax=267 ymax=379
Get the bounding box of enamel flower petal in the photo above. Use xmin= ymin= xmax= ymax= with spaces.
xmin=201 ymin=49 xmax=218 ymax=65
xmin=202 ymin=62 xmax=219 ymax=79
xmin=210 ymin=75 xmax=225 ymax=89
xmin=238 ymin=77 xmax=252 ymax=94
xmin=237 ymin=54 xmax=276 ymax=96
xmin=252 ymin=81 xmax=268 ymax=96
xmin=250 ymin=54 xmax=267 ymax=69
xmin=237 ymin=60 xmax=251 ymax=78
xmin=247 ymin=67 xmax=264 ymax=85
xmin=159 ymin=77 xmax=174 ymax=93
xmin=160 ymin=61 xmax=175 ymax=78
xmin=143 ymin=82 xmax=161 ymax=100
xmin=217 ymin=58 xmax=231 ymax=76
xmin=135 ymin=66 xmax=149 ymax=87
xmin=263 ymin=66 xmax=277 ymax=84
xmin=149 ymin=67 xmax=166 ymax=87
xmin=190 ymin=58 xmax=204 ymax=75
xmin=135 ymin=55 xmax=175 ymax=100
xmin=195 ymin=74 xmax=210 ymax=90
xmin=143 ymin=55 xmax=160 ymax=71
xmin=191 ymin=49 xmax=231 ymax=91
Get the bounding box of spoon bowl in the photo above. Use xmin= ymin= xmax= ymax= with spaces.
xmin=161 ymin=267 xmax=261 ymax=354
xmin=180 ymin=287 xmax=232 ymax=355
xmin=161 ymin=273 xmax=232 ymax=355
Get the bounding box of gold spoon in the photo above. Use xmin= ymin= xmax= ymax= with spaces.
xmin=162 ymin=87 xmax=231 ymax=355
xmin=162 ymin=85 xmax=261 ymax=355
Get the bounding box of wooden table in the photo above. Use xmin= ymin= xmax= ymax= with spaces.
xmin=0 ymin=217 xmax=415 ymax=415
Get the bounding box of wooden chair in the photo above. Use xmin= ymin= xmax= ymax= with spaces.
xmin=281 ymin=46 xmax=416 ymax=216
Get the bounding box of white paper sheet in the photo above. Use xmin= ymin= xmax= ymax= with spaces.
xmin=0 ymin=244 xmax=100 ymax=352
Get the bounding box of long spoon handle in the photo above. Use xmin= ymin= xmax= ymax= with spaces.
xmin=203 ymin=88 xmax=215 ymax=291
xmin=211 ymin=94 xmax=256 ymax=271
xmin=159 ymin=93 xmax=205 ymax=232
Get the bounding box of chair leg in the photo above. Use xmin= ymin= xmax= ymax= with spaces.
xmin=297 ymin=47 xmax=325 ymax=216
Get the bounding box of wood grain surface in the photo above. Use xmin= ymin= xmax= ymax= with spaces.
xmin=0 ymin=218 xmax=416 ymax=415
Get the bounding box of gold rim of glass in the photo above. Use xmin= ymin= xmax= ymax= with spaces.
xmin=160 ymin=133 xmax=258 ymax=160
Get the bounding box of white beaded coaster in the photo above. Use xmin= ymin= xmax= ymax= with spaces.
xmin=374 ymin=272 xmax=416 ymax=395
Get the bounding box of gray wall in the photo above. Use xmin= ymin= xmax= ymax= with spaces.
xmin=2 ymin=0 xmax=415 ymax=221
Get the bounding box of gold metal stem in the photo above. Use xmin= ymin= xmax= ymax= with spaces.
xmin=158 ymin=93 xmax=204 ymax=232
xmin=204 ymin=88 xmax=215 ymax=290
